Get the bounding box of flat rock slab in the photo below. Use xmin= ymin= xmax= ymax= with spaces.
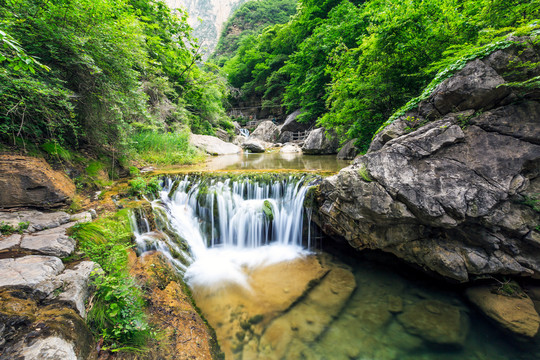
xmin=466 ymin=285 xmax=540 ymax=338
xmin=397 ymin=300 xmax=469 ymax=347
xmin=0 ymin=210 xmax=70 ymax=232
xmin=0 ymin=255 xmax=64 ymax=297
xmin=20 ymin=223 xmax=76 ymax=257
xmin=0 ymin=234 xmax=22 ymax=251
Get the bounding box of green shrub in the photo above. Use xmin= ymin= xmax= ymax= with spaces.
xmin=70 ymin=210 xmax=151 ymax=351
xmin=128 ymin=177 xmax=162 ymax=197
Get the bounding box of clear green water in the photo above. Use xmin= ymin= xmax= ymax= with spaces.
xmin=313 ymin=247 xmax=540 ymax=360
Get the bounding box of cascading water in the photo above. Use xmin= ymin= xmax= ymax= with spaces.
xmin=131 ymin=174 xmax=316 ymax=288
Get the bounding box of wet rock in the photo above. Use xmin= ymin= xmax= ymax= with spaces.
xmin=242 ymin=139 xmax=266 ymax=153
xmin=280 ymin=143 xmax=302 ymax=154
xmin=250 ymin=121 xmax=280 ymax=143
xmin=20 ymin=224 xmax=76 ymax=258
xmin=280 ymin=109 xmax=310 ymax=133
xmin=51 ymin=261 xmax=101 ymax=318
xmin=190 ymin=134 xmax=241 ymax=155
xmin=233 ymin=135 xmax=247 ymax=146
xmin=466 ymin=285 xmax=540 ymax=338
xmin=0 ymin=155 xmax=76 ymax=209
xmin=302 ymin=128 xmax=340 ymax=155
xmin=397 ymin=300 xmax=469 ymax=347
xmin=337 ymin=139 xmax=358 ymax=160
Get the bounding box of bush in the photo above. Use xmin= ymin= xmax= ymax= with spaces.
xmin=70 ymin=210 xmax=151 ymax=351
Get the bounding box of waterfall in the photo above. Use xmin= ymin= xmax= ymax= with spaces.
xmin=239 ymin=128 xmax=250 ymax=137
xmin=131 ymin=175 xmax=316 ymax=288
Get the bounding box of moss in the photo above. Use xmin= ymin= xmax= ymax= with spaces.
xmin=262 ymin=200 xmax=274 ymax=221
xmin=357 ymin=164 xmax=372 ymax=182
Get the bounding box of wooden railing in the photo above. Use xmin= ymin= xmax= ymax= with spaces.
xmin=291 ymin=130 xmax=309 ymax=141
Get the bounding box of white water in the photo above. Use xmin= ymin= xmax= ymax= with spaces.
xmin=132 ymin=175 xmax=314 ymax=289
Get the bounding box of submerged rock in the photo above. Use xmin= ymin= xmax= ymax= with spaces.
xmin=190 ymin=134 xmax=241 ymax=155
xmin=466 ymin=285 xmax=540 ymax=338
xmin=397 ymin=300 xmax=469 ymax=347
xmin=0 ymin=155 xmax=75 ymax=209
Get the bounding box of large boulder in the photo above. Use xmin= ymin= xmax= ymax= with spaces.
xmin=302 ymin=128 xmax=340 ymax=155
xmin=190 ymin=134 xmax=241 ymax=155
xmin=250 ymin=121 xmax=280 ymax=143
xmin=242 ymin=139 xmax=266 ymax=153
xmin=314 ymin=43 xmax=540 ymax=282
xmin=337 ymin=139 xmax=358 ymax=160
xmin=280 ymin=109 xmax=311 ymax=133
xmin=0 ymin=155 xmax=76 ymax=209
xmin=466 ymin=285 xmax=540 ymax=338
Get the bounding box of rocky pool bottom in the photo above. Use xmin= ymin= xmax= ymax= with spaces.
xmin=187 ymin=245 xmax=540 ymax=360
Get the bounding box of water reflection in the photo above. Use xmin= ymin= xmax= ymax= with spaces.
xmin=202 ymin=152 xmax=350 ymax=172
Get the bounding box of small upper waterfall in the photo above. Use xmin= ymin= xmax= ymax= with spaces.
xmin=131 ymin=174 xmax=316 ymax=287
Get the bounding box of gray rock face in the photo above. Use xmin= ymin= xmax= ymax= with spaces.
xmin=337 ymin=139 xmax=358 ymax=160
xmin=0 ymin=256 xmax=65 ymax=297
xmin=20 ymin=224 xmax=76 ymax=257
xmin=280 ymin=143 xmax=302 ymax=154
xmin=52 ymin=261 xmax=102 ymax=318
xmin=190 ymin=134 xmax=241 ymax=155
xmin=0 ymin=210 xmax=70 ymax=233
xmin=302 ymin=128 xmax=340 ymax=155
xmin=280 ymin=109 xmax=310 ymax=133
xmin=4 ymin=336 xmax=78 ymax=360
xmin=250 ymin=121 xmax=280 ymax=143
xmin=314 ymin=44 xmax=540 ymax=282
xmin=242 ymin=139 xmax=266 ymax=153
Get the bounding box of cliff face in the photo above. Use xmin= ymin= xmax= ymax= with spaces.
xmin=166 ymin=0 xmax=249 ymax=56
xmin=314 ymin=39 xmax=540 ymax=282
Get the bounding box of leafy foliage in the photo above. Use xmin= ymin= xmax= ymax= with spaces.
xmin=0 ymin=0 xmax=228 ymax=161
xmin=219 ymin=0 xmax=540 ymax=150
xmin=70 ymin=210 xmax=151 ymax=351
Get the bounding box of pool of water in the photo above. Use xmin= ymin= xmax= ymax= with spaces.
xmin=161 ymin=152 xmax=351 ymax=173
xmin=188 ymin=247 xmax=540 ymax=360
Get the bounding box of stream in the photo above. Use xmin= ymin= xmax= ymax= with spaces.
xmin=132 ymin=155 xmax=539 ymax=360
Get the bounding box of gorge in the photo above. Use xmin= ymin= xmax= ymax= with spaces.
xmin=0 ymin=0 xmax=539 ymax=359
